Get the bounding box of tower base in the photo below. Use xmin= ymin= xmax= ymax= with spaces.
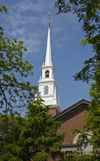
xmin=48 ymin=104 xmax=61 ymax=117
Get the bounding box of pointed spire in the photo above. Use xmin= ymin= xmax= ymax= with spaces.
xmin=45 ymin=11 xmax=52 ymax=66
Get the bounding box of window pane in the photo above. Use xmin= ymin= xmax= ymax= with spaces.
xmin=44 ymin=86 xmax=48 ymax=94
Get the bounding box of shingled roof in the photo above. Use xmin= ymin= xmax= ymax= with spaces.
xmin=53 ymin=99 xmax=90 ymax=121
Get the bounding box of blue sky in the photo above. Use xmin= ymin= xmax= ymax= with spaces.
xmin=1 ymin=0 xmax=94 ymax=111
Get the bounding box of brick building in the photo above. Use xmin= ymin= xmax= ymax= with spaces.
xmin=52 ymin=99 xmax=91 ymax=155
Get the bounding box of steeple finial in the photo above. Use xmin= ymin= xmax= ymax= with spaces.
xmin=48 ymin=11 xmax=51 ymax=28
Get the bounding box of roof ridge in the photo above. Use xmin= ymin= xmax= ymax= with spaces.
xmin=53 ymin=99 xmax=90 ymax=120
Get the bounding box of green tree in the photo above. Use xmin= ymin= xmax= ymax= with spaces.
xmin=83 ymin=66 xmax=100 ymax=152
xmin=55 ymin=0 xmax=100 ymax=83
xmin=55 ymin=0 xmax=100 ymax=159
xmin=71 ymin=67 xmax=100 ymax=160
xmin=0 ymin=4 xmax=37 ymax=115
xmin=0 ymin=4 xmax=37 ymax=160
xmin=0 ymin=98 xmax=65 ymax=161
xmin=20 ymin=97 xmax=65 ymax=161
xmin=0 ymin=114 xmax=25 ymax=161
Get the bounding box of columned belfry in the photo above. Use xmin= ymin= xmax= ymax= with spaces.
xmin=38 ymin=12 xmax=61 ymax=116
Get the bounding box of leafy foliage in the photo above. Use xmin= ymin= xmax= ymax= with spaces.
xmin=0 ymin=26 xmax=37 ymax=114
xmin=0 ymin=114 xmax=25 ymax=161
xmin=34 ymin=152 xmax=51 ymax=161
xmin=0 ymin=5 xmax=37 ymax=115
xmin=71 ymin=65 xmax=100 ymax=160
xmin=21 ymin=97 xmax=65 ymax=160
xmin=0 ymin=4 xmax=8 ymax=13
xmin=64 ymin=153 xmax=97 ymax=161
xmin=83 ymin=66 xmax=100 ymax=151
xmin=55 ymin=0 xmax=100 ymax=83
xmin=0 ymin=98 xmax=65 ymax=161
xmin=55 ymin=1 xmax=100 ymax=160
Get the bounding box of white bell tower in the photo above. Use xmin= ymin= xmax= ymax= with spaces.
xmin=38 ymin=12 xmax=61 ymax=113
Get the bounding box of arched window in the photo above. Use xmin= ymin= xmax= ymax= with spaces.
xmin=44 ymin=86 xmax=48 ymax=95
xmin=45 ymin=70 xmax=49 ymax=78
xmin=81 ymin=134 xmax=93 ymax=154
xmin=73 ymin=132 xmax=93 ymax=155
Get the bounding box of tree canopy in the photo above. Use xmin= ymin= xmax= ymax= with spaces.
xmin=83 ymin=65 xmax=100 ymax=152
xmin=0 ymin=4 xmax=37 ymax=115
xmin=0 ymin=98 xmax=65 ymax=161
xmin=71 ymin=64 xmax=100 ymax=160
xmin=55 ymin=0 xmax=100 ymax=83
xmin=55 ymin=0 xmax=100 ymax=159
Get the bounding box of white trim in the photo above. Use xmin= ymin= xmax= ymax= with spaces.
xmin=61 ymin=147 xmax=77 ymax=152
xmin=73 ymin=132 xmax=92 ymax=144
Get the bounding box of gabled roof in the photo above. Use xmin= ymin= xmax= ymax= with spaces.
xmin=53 ymin=99 xmax=90 ymax=121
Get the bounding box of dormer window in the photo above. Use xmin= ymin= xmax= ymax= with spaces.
xmin=45 ymin=70 xmax=49 ymax=78
xmin=44 ymin=86 xmax=48 ymax=95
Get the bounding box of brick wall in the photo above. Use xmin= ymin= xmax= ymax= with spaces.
xmin=47 ymin=104 xmax=89 ymax=160
xmin=48 ymin=108 xmax=59 ymax=117
xmin=57 ymin=104 xmax=89 ymax=144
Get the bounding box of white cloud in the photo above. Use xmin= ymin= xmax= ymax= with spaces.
xmin=1 ymin=0 xmax=82 ymax=58
xmin=7 ymin=28 xmax=25 ymax=37
xmin=52 ymin=26 xmax=61 ymax=33
xmin=12 ymin=0 xmax=44 ymax=12
xmin=22 ymin=16 xmax=39 ymax=25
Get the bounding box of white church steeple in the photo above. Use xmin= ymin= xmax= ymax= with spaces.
xmin=45 ymin=13 xmax=52 ymax=66
xmin=38 ymin=12 xmax=61 ymax=114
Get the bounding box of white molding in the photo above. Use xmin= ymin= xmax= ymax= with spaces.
xmin=61 ymin=147 xmax=77 ymax=152
xmin=73 ymin=132 xmax=92 ymax=144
